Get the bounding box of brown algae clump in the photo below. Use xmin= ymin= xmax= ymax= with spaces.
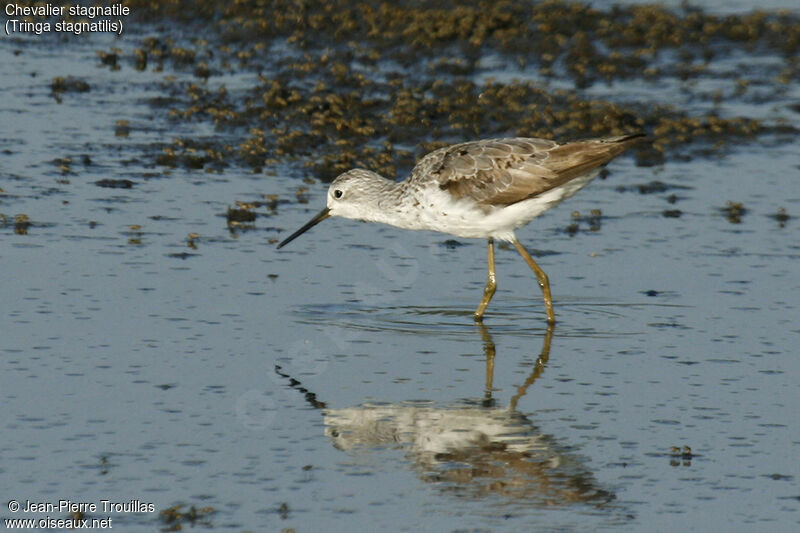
xmin=115 ymin=0 xmax=797 ymax=177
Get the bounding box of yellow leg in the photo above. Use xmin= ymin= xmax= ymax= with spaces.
xmin=512 ymin=238 xmax=556 ymax=324
xmin=473 ymin=238 xmax=497 ymax=323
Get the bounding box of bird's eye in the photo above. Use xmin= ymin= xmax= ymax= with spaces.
xmin=334 ymin=189 xmax=343 ymax=199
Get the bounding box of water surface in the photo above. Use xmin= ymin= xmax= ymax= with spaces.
xmin=2 ymin=3 xmax=799 ymax=532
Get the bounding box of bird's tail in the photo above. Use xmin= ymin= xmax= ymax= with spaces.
xmin=600 ymin=132 xmax=648 ymax=144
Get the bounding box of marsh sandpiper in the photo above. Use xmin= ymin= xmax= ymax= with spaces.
xmin=278 ymin=134 xmax=645 ymax=323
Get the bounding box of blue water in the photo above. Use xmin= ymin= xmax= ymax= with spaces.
xmin=2 ymin=3 xmax=799 ymax=532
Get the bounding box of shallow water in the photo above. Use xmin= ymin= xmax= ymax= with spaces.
xmin=2 ymin=4 xmax=800 ymax=532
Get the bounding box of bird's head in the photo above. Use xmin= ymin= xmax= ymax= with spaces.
xmin=277 ymin=168 xmax=386 ymax=249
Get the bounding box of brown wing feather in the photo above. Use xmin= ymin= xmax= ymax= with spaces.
xmin=414 ymin=135 xmax=644 ymax=206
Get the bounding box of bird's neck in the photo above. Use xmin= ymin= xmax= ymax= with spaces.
xmin=366 ymin=180 xmax=427 ymax=230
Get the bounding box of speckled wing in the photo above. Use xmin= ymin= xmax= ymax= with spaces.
xmin=413 ymin=135 xmax=643 ymax=206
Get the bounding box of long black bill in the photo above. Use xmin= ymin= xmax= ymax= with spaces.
xmin=277 ymin=207 xmax=331 ymax=249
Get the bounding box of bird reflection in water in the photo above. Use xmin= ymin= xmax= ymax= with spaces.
xmin=276 ymin=325 xmax=613 ymax=507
